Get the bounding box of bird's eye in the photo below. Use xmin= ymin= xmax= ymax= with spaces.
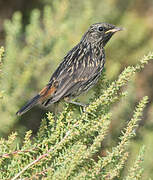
xmin=98 ymin=26 xmax=104 ymax=32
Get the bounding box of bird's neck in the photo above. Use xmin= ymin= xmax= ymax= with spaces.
xmin=95 ymin=40 xmax=105 ymax=49
xmin=81 ymin=38 xmax=104 ymax=50
xmin=80 ymin=40 xmax=105 ymax=62
xmin=91 ymin=41 xmax=105 ymax=57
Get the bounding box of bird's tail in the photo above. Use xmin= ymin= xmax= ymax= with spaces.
xmin=16 ymin=83 xmax=58 ymax=116
xmin=16 ymin=94 xmax=41 ymax=116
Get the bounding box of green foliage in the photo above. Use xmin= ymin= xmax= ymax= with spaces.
xmin=0 ymin=0 xmax=153 ymax=179
xmin=125 ymin=146 xmax=145 ymax=180
xmin=0 ymin=47 xmax=4 ymax=99
xmin=0 ymin=50 xmax=152 ymax=179
xmin=0 ymin=0 xmax=153 ymax=136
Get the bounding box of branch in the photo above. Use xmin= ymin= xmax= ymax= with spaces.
xmin=0 ymin=146 xmax=40 ymax=158
xmin=12 ymin=129 xmax=72 ymax=180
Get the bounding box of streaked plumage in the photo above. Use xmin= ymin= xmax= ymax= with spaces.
xmin=16 ymin=23 xmax=123 ymax=116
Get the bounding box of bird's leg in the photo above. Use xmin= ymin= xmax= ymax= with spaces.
xmin=64 ymin=97 xmax=87 ymax=111
xmin=66 ymin=100 xmax=86 ymax=107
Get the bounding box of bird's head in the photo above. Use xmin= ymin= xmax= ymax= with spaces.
xmin=83 ymin=23 xmax=123 ymax=46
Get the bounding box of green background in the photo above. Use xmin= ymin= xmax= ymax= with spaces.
xmin=0 ymin=0 xmax=153 ymax=178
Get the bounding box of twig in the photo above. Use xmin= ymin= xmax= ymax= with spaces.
xmin=12 ymin=129 xmax=72 ymax=180
xmin=0 ymin=146 xmax=40 ymax=158
xmin=30 ymin=167 xmax=52 ymax=179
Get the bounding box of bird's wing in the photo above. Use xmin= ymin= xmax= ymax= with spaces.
xmin=40 ymin=44 xmax=105 ymax=106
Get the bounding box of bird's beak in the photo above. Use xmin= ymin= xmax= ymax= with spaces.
xmin=105 ymin=27 xmax=124 ymax=34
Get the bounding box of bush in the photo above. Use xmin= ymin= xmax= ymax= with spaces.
xmin=0 ymin=1 xmax=153 ymax=179
xmin=0 ymin=46 xmax=153 ymax=179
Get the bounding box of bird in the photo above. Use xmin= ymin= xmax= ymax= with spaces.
xmin=16 ymin=23 xmax=123 ymax=116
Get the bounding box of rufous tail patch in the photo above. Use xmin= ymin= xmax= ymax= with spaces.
xmin=39 ymin=84 xmax=57 ymax=99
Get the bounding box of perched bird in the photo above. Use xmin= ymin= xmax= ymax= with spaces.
xmin=16 ymin=23 xmax=123 ymax=116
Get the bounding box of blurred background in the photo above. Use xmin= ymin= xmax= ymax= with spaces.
xmin=0 ymin=0 xmax=153 ymax=178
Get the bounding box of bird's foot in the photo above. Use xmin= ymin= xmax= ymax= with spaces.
xmin=64 ymin=99 xmax=88 ymax=112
